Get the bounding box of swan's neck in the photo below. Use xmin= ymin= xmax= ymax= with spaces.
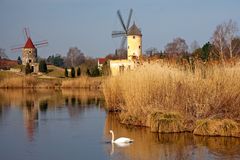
xmin=111 ymin=132 xmax=114 ymax=143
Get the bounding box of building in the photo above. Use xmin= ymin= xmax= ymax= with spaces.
xmin=22 ymin=38 xmax=38 ymax=72
xmin=0 ymin=58 xmax=18 ymax=70
xmin=97 ymin=58 xmax=107 ymax=70
xmin=109 ymin=23 xmax=142 ymax=76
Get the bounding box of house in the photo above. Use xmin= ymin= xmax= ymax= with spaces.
xmin=109 ymin=23 xmax=142 ymax=76
xmin=0 ymin=58 xmax=18 ymax=70
xmin=97 ymin=58 xmax=107 ymax=70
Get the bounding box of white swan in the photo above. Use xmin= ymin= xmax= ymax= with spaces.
xmin=109 ymin=130 xmax=134 ymax=144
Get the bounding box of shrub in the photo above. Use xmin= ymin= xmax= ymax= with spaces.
xmin=71 ymin=67 xmax=75 ymax=78
xmin=77 ymin=67 xmax=81 ymax=76
xmin=65 ymin=68 xmax=68 ymax=77
xmin=25 ymin=63 xmax=31 ymax=74
xmin=39 ymin=60 xmax=47 ymax=73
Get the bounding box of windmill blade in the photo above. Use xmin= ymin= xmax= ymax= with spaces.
xmin=11 ymin=46 xmax=23 ymax=52
xmin=10 ymin=44 xmax=24 ymax=52
xmin=112 ymin=31 xmax=126 ymax=38
xmin=126 ymin=9 xmax=133 ymax=30
xmin=117 ymin=10 xmax=127 ymax=32
xmin=23 ymin=27 xmax=30 ymax=39
xmin=120 ymin=36 xmax=127 ymax=49
xmin=34 ymin=40 xmax=48 ymax=48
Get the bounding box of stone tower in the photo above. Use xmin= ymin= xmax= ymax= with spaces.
xmin=127 ymin=23 xmax=142 ymax=61
xmin=22 ymin=38 xmax=37 ymax=65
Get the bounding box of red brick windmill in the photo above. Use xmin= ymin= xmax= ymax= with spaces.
xmin=11 ymin=28 xmax=48 ymax=67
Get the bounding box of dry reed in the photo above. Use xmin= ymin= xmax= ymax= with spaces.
xmin=61 ymin=76 xmax=104 ymax=89
xmin=103 ymin=62 xmax=240 ymax=122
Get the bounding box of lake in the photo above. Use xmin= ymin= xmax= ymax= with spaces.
xmin=0 ymin=89 xmax=240 ymax=160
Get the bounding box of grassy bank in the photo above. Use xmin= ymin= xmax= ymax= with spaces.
xmin=103 ymin=62 xmax=240 ymax=137
xmin=0 ymin=71 xmax=103 ymax=89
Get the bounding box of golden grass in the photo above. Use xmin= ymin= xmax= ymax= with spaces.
xmin=103 ymin=62 xmax=240 ymax=122
xmin=0 ymin=75 xmax=62 ymax=89
xmin=61 ymin=76 xmax=104 ymax=89
xmin=46 ymin=65 xmax=65 ymax=78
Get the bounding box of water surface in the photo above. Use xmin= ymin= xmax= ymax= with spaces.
xmin=0 ymin=90 xmax=240 ymax=160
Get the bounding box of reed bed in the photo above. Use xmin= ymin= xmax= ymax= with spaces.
xmin=103 ymin=62 xmax=240 ymax=122
xmin=61 ymin=76 xmax=104 ymax=89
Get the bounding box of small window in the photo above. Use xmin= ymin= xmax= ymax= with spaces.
xmin=29 ymin=60 xmax=32 ymax=63
xmin=133 ymin=36 xmax=135 ymax=39
xmin=29 ymin=50 xmax=32 ymax=54
xmin=139 ymin=45 xmax=141 ymax=49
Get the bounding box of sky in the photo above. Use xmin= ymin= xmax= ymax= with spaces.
xmin=0 ymin=0 xmax=240 ymax=59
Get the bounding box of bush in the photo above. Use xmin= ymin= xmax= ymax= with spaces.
xmin=71 ymin=67 xmax=75 ymax=78
xmin=25 ymin=63 xmax=31 ymax=74
xmin=77 ymin=67 xmax=81 ymax=76
xmin=39 ymin=60 xmax=47 ymax=73
xmin=65 ymin=68 xmax=68 ymax=77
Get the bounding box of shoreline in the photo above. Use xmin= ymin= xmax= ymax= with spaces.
xmin=103 ymin=62 xmax=240 ymax=138
xmin=113 ymin=111 xmax=240 ymax=138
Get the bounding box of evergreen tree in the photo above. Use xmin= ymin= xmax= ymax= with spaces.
xmin=25 ymin=63 xmax=31 ymax=74
xmin=39 ymin=60 xmax=48 ymax=73
xmin=77 ymin=67 xmax=81 ymax=76
xmin=86 ymin=68 xmax=91 ymax=76
xmin=201 ymin=42 xmax=212 ymax=62
xmin=91 ymin=66 xmax=100 ymax=77
xmin=71 ymin=67 xmax=75 ymax=78
xmin=65 ymin=68 xmax=68 ymax=77
xmin=17 ymin=56 xmax=22 ymax=65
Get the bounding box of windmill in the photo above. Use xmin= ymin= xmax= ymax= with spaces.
xmin=11 ymin=28 xmax=48 ymax=66
xmin=112 ymin=9 xmax=133 ymax=55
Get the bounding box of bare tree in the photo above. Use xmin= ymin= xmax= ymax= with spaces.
xmin=225 ymin=19 xmax=239 ymax=58
xmin=0 ymin=48 xmax=8 ymax=59
xmin=212 ymin=24 xmax=226 ymax=61
xmin=190 ymin=40 xmax=200 ymax=53
xmin=164 ymin=37 xmax=188 ymax=57
xmin=231 ymin=37 xmax=240 ymax=57
xmin=212 ymin=19 xmax=239 ymax=60
xmin=65 ymin=47 xmax=85 ymax=67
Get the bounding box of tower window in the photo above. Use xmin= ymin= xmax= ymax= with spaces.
xmin=29 ymin=51 xmax=32 ymax=54
xmin=139 ymin=45 xmax=141 ymax=49
xmin=133 ymin=36 xmax=135 ymax=39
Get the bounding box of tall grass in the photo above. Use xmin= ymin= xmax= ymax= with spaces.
xmin=61 ymin=76 xmax=104 ymax=89
xmin=103 ymin=62 xmax=240 ymax=122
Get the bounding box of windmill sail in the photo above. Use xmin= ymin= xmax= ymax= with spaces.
xmin=112 ymin=9 xmax=133 ymax=50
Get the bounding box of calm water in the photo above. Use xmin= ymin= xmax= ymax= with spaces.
xmin=0 ymin=90 xmax=240 ymax=160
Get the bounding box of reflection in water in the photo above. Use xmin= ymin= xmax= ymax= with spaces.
xmin=0 ymin=89 xmax=104 ymax=142
xmin=23 ymin=100 xmax=39 ymax=141
xmin=104 ymin=113 xmax=240 ymax=160
xmin=1 ymin=89 xmax=240 ymax=160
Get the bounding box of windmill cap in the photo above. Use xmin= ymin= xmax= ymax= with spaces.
xmin=127 ymin=23 xmax=142 ymax=36
xmin=24 ymin=38 xmax=36 ymax=49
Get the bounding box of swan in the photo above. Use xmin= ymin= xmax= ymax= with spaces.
xmin=109 ymin=130 xmax=134 ymax=144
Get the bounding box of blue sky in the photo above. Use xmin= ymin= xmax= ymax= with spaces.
xmin=0 ymin=0 xmax=240 ymax=59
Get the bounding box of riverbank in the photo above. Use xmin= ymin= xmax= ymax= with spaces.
xmin=0 ymin=71 xmax=104 ymax=89
xmin=103 ymin=62 xmax=240 ymax=137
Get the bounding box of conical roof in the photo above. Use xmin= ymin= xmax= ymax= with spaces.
xmin=24 ymin=38 xmax=36 ymax=48
xmin=127 ymin=23 xmax=142 ymax=36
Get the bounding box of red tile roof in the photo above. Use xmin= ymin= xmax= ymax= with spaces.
xmin=0 ymin=58 xmax=18 ymax=69
xmin=24 ymin=38 xmax=36 ymax=49
xmin=98 ymin=58 xmax=107 ymax=64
